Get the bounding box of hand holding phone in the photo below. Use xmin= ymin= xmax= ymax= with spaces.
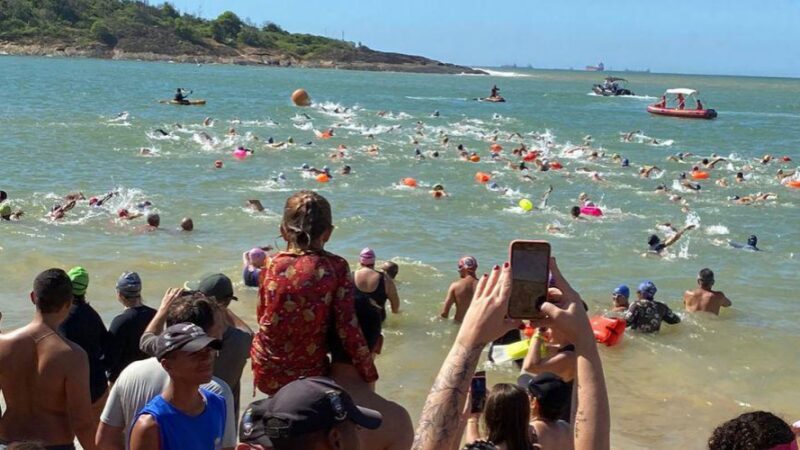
xmin=508 ymin=240 xmax=551 ymax=319
xmin=470 ymin=371 xmax=487 ymax=413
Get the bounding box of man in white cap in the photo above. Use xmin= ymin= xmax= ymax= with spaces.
xmin=440 ymin=256 xmax=479 ymax=323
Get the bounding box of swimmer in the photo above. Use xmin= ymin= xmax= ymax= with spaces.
xmin=539 ymin=185 xmax=553 ymax=209
xmin=777 ymin=169 xmax=796 ymax=182
xmin=145 ymin=213 xmax=160 ymax=230
xmin=578 ymin=192 xmax=590 ymax=205
xmin=246 ymin=199 xmax=265 ymax=212
xmin=678 ymin=173 xmax=702 ymax=191
xmin=116 ymin=208 xmax=142 ymax=221
xmin=761 ymin=154 xmax=773 ymax=165
xmin=430 ymin=150 xmax=440 ymax=158
xmin=620 ymin=130 xmax=641 ymax=142
xmin=702 ymin=157 xmax=726 ymax=169
xmin=716 ymin=178 xmax=729 ymax=187
xmin=735 ymin=172 xmax=745 ymax=183
xmin=647 ymin=224 xmax=696 ymax=255
xmin=728 ymin=234 xmax=760 ymax=251
xmin=654 ymin=184 xmax=671 ymax=193
xmin=683 ymin=268 xmax=732 ymax=315
xmin=430 ymin=184 xmax=448 ymax=199
xmin=271 ymin=172 xmax=287 ymax=183
xmin=228 ymin=127 xmax=237 ymax=136
xmin=639 ymin=165 xmax=662 ymax=178
xmin=610 ymin=285 xmax=630 ymax=313
xmin=49 ymin=200 xmax=77 ymax=220
xmin=621 ymin=158 xmax=630 ymax=167
xmin=153 ymin=128 xmax=169 ymax=136
xmin=203 ymin=117 xmax=213 ymax=126
xmin=431 ymin=110 xmax=440 ymax=118
xmin=340 ymin=165 xmax=352 ymax=175
xmin=89 ymin=191 xmax=116 ymax=207
xmin=367 ymin=145 xmax=379 ymax=155
xmin=570 ymin=206 xmax=584 ymax=220
xmin=440 ymin=256 xmax=479 ymax=323
xmin=379 ymin=261 xmax=399 ymax=280
xmin=179 ymin=217 xmax=194 ymax=231
xmin=415 ymin=148 xmax=425 ymax=160
xmin=0 ymin=191 xmax=23 ymax=220
xmin=138 ymin=147 xmax=154 ymax=156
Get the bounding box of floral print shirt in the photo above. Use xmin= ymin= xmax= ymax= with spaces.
xmin=624 ymin=299 xmax=681 ymax=333
xmin=252 ymin=250 xmax=378 ymax=395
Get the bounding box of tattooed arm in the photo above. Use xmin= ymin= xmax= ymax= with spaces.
xmin=532 ymin=258 xmax=610 ymax=450
xmin=413 ymin=264 xmax=520 ymax=450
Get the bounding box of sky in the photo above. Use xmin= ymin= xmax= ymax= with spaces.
xmin=172 ymin=0 xmax=800 ymax=78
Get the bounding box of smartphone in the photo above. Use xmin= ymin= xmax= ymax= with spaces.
xmin=470 ymin=371 xmax=487 ymax=413
xmin=508 ymin=240 xmax=551 ymax=319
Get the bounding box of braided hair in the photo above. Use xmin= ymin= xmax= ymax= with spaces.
xmin=281 ymin=190 xmax=333 ymax=251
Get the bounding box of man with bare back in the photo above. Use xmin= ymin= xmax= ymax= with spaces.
xmin=0 ymin=268 xmax=97 ymax=450
xmin=440 ymin=256 xmax=479 ymax=323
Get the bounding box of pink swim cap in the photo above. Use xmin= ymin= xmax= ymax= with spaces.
xmin=458 ymin=256 xmax=478 ymax=271
xmin=249 ymin=247 xmax=266 ymax=263
xmin=359 ymin=248 xmax=376 ymax=265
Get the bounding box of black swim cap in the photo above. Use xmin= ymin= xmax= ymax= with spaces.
xmin=747 ymin=235 xmax=758 ymax=246
xmin=647 ymin=235 xmax=660 ymax=246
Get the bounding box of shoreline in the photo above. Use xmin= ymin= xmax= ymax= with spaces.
xmin=0 ymin=41 xmax=488 ymax=76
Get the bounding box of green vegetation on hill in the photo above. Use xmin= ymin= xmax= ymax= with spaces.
xmin=0 ymin=0 xmax=366 ymax=59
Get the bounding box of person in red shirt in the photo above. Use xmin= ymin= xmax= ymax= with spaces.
xmin=251 ymin=190 xmax=378 ymax=395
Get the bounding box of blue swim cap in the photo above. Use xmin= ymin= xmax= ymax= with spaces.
xmin=637 ymin=281 xmax=657 ymax=299
xmin=622 ymin=158 xmax=629 ymax=167
xmin=301 ymin=163 xmax=309 ymax=169
xmin=613 ymin=285 xmax=630 ymax=298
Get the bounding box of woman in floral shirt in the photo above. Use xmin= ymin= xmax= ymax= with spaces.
xmin=251 ymin=190 xmax=378 ymax=395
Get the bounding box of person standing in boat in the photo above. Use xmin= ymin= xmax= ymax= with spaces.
xmin=677 ymin=93 xmax=686 ymax=110
xmin=656 ymin=95 xmax=667 ymax=108
xmin=696 ymin=99 xmax=704 ymax=110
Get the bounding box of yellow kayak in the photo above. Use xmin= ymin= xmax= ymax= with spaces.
xmin=160 ymin=99 xmax=207 ymax=105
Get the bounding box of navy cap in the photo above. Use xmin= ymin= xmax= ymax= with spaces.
xmin=637 ymin=280 xmax=657 ymax=299
xmin=612 ymin=285 xmax=630 ymax=298
xmin=239 ymin=377 xmax=382 ymax=445
xmin=116 ymin=272 xmax=142 ymax=295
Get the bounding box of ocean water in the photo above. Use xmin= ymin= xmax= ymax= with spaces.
xmin=1 ymin=56 xmax=799 ymax=448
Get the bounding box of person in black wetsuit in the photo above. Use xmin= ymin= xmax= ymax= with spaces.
xmin=173 ymin=88 xmax=191 ymax=104
xmin=353 ymin=248 xmax=400 ymax=322
xmin=625 ymin=281 xmax=681 ymax=333
xmin=57 ymin=266 xmax=110 ymax=418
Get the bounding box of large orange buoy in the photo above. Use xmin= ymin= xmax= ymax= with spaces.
xmin=316 ymin=173 xmax=330 ymax=183
xmin=291 ymin=89 xmax=311 ymax=106
xmin=691 ymin=171 xmax=710 ymax=180
xmin=786 ymin=180 xmax=800 ymax=188
xmin=590 ymin=316 xmax=626 ymax=347
xmin=402 ymin=177 xmax=418 ymax=187
xmin=475 ymin=172 xmax=491 ymax=184
xmin=469 ymin=155 xmax=481 ymax=162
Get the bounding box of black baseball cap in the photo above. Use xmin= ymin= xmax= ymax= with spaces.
xmin=239 ymin=377 xmax=382 ymax=445
xmin=518 ymin=372 xmax=571 ymax=409
xmin=154 ymin=323 xmax=222 ymax=359
xmin=184 ymin=273 xmax=237 ymax=301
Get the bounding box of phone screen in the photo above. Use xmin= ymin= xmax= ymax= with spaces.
xmin=470 ymin=371 xmax=487 ymax=413
xmin=508 ymin=241 xmax=550 ymax=319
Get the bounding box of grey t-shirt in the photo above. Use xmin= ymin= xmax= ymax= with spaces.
xmin=100 ymin=357 xmax=236 ymax=449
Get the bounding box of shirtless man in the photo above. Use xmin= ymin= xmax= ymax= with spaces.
xmin=330 ymin=286 xmax=413 ymax=450
xmin=683 ymin=268 xmax=732 ymax=315
xmin=0 ymin=269 xmax=98 ymax=449
xmin=440 ymin=256 xmax=479 ymax=323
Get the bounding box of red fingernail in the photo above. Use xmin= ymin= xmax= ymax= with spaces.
xmin=493 ymin=264 xmax=499 ymax=270
xmin=483 ymin=273 xmax=488 ymax=278
xmin=503 ymin=262 xmax=509 ymax=268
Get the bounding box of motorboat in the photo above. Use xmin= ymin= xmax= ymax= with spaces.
xmin=592 ymin=77 xmax=634 ymax=96
xmin=647 ymin=88 xmax=717 ymax=119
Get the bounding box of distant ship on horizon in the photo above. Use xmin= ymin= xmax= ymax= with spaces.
xmin=585 ymin=62 xmax=604 ymax=71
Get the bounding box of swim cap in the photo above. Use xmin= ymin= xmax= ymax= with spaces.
xmin=747 ymin=235 xmax=758 ymax=246
xmin=116 ymin=272 xmax=142 ymax=295
xmin=0 ymin=203 xmax=11 ymax=217
xmin=301 ymin=163 xmax=310 ymax=169
xmin=613 ymin=285 xmax=630 ymax=298
xmin=249 ymin=247 xmax=267 ymax=264
xmin=68 ymin=266 xmax=89 ymax=296
xmin=89 ymin=197 xmax=98 ymax=206
xmin=432 ymin=184 xmax=444 ymax=191
xmin=359 ymin=248 xmax=376 ymax=265
xmin=637 ymin=280 xmax=657 ymax=299
xmin=622 ymin=158 xmax=630 ymax=167
xmin=458 ymin=256 xmax=478 ymax=272
xmin=647 ymin=235 xmax=661 ymax=246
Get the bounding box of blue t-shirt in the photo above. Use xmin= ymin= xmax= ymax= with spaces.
xmin=133 ymin=388 xmax=225 ymax=450
xmin=243 ymin=267 xmax=261 ymax=287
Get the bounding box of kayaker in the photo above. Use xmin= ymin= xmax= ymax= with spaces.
xmin=173 ymin=88 xmax=191 ymax=103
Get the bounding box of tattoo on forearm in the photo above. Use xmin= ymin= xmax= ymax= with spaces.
xmin=412 ymin=342 xmax=484 ymax=450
